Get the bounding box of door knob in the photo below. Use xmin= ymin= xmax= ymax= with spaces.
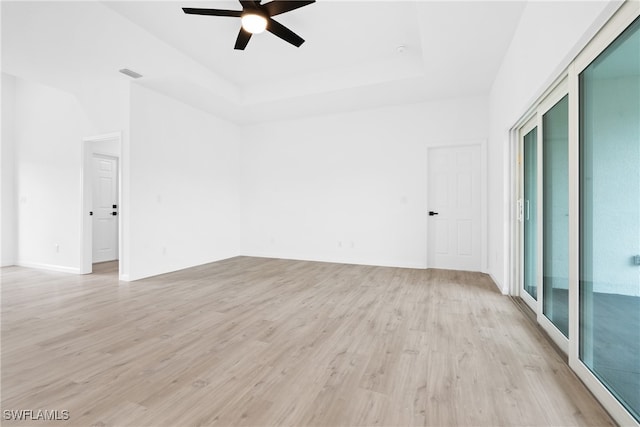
xmin=112 ymin=212 xmax=117 ymax=216
xmin=429 ymin=211 xmax=439 ymax=216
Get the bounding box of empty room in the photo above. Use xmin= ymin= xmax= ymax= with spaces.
xmin=1 ymin=0 xmax=639 ymax=426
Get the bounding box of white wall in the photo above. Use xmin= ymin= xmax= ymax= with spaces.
xmin=241 ymin=97 xmax=488 ymax=269
xmin=487 ymin=1 xmax=620 ymax=293
xmin=1 ymin=73 xmax=17 ymax=266
xmin=3 ymin=74 xmax=130 ymax=273
xmin=10 ymin=77 xmax=91 ymax=272
xmin=128 ymin=84 xmax=241 ymax=280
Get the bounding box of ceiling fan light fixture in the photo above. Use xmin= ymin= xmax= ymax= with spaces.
xmin=183 ymin=1 xmax=315 ymax=50
xmin=241 ymin=13 xmax=267 ymax=34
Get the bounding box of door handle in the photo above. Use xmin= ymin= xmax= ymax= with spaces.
xmin=112 ymin=212 xmax=117 ymax=216
xmin=429 ymin=211 xmax=439 ymax=216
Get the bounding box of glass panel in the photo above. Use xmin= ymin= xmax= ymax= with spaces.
xmin=523 ymin=127 xmax=538 ymax=300
xmin=580 ymin=17 xmax=640 ymax=422
xmin=542 ymin=96 xmax=569 ymax=337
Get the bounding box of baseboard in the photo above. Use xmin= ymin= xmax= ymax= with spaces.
xmin=488 ymin=272 xmax=508 ymax=295
xmin=16 ymin=261 xmax=80 ymax=275
xmin=240 ymin=251 xmax=428 ymax=270
xmin=126 ymin=253 xmax=241 ymax=282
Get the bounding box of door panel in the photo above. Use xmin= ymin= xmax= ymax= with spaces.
xmin=428 ymin=145 xmax=481 ymax=271
xmin=92 ymin=155 xmax=118 ymax=263
xmin=579 ymin=16 xmax=640 ymax=421
xmin=523 ymin=127 xmax=538 ymax=301
xmin=542 ymin=95 xmax=569 ymax=337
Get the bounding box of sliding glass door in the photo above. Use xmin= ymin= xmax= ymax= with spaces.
xmin=579 ymin=16 xmax=640 ymax=421
xmin=519 ymin=87 xmax=570 ymax=347
xmin=542 ymin=95 xmax=569 ymax=338
xmin=513 ymin=5 xmax=639 ymax=424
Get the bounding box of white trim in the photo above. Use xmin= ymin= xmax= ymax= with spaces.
xmin=83 ymin=131 xmax=122 ymax=144
xmin=507 ymin=126 xmax=519 ymax=297
xmin=16 ymin=261 xmax=80 ymax=275
xmin=488 ymin=272 xmax=506 ymax=295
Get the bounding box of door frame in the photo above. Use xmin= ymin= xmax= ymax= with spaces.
xmin=80 ymin=132 xmax=122 ymax=275
xmin=426 ymin=140 xmax=487 ymax=273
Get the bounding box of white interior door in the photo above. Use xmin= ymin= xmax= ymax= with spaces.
xmin=427 ymin=145 xmax=481 ymax=271
xmin=92 ymin=154 xmax=118 ymax=263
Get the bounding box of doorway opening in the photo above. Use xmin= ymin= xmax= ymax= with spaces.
xmin=81 ymin=132 xmax=122 ymax=277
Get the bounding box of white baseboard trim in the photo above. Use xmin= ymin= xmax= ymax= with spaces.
xmin=488 ymin=272 xmax=508 ymax=295
xmin=16 ymin=261 xmax=81 ymax=275
xmin=240 ymin=251 xmax=428 ymax=270
xmin=126 ymin=254 xmax=242 ymax=282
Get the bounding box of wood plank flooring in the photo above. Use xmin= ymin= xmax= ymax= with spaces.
xmin=1 ymin=257 xmax=615 ymax=426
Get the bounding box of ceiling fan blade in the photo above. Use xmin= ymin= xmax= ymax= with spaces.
xmin=182 ymin=8 xmax=242 ymax=17
xmin=263 ymin=0 xmax=315 ymax=17
xmin=239 ymin=0 xmax=260 ymax=10
xmin=234 ymin=28 xmax=252 ymax=50
xmin=266 ymin=18 xmax=304 ymax=47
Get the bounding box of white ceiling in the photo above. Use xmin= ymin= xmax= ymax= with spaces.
xmin=105 ymin=1 xmax=424 ymax=86
xmin=2 ymin=0 xmax=527 ymax=123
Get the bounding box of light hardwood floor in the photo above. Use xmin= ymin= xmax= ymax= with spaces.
xmin=1 ymin=257 xmax=614 ymax=426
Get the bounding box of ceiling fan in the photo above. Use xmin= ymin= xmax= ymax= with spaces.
xmin=183 ymin=0 xmax=315 ymax=50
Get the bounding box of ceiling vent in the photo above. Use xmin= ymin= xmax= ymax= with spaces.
xmin=119 ymin=68 xmax=143 ymax=79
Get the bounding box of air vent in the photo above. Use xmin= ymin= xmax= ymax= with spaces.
xmin=119 ymin=68 xmax=143 ymax=79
